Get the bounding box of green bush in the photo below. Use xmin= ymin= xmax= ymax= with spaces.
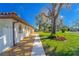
xmin=61 ymin=28 xmax=66 ymax=33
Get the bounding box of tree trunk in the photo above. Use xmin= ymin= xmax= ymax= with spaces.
xmin=53 ymin=18 xmax=56 ymax=34
xmin=51 ymin=18 xmax=54 ymax=36
xmin=51 ymin=3 xmax=63 ymax=36
xmin=39 ymin=24 xmax=41 ymax=31
xmin=51 ymin=18 xmax=56 ymax=36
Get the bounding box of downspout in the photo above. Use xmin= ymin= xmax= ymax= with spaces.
xmin=12 ymin=20 xmax=19 ymax=46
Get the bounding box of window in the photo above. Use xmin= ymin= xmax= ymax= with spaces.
xmin=25 ymin=26 xmax=27 ymax=29
xmin=0 ymin=26 xmax=3 ymax=36
xmin=19 ymin=25 xmax=23 ymax=33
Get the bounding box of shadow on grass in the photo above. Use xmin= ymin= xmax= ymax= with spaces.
xmin=55 ymin=48 xmax=79 ymax=56
xmin=40 ymin=35 xmax=57 ymax=40
xmin=43 ymin=44 xmax=79 ymax=56
xmin=43 ymin=44 xmax=57 ymax=56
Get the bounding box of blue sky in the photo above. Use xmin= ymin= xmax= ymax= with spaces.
xmin=60 ymin=3 xmax=79 ymax=27
xmin=0 ymin=3 xmax=79 ymax=27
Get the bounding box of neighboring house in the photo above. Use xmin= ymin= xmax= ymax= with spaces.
xmin=0 ymin=12 xmax=34 ymax=54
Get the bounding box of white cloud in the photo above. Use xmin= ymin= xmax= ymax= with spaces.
xmin=60 ymin=15 xmax=64 ymax=19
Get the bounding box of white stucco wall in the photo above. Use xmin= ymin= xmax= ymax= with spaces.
xmin=26 ymin=26 xmax=30 ymax=37
xmin=0 ymin=18 xmax=31 ymax=54
xmin=14 ymin=22 xmax=26 ymax=43
xmin=14 ymin=22 xmax=30 ymax=44
xmin=0 ymin=18 xmax=14 ymax=53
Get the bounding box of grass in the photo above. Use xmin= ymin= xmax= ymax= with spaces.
xmin=38 ymin=31 xmax=79 ymax=56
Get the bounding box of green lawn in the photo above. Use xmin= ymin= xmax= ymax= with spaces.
xmin=38 ymin=31 xmax=79 ymax=56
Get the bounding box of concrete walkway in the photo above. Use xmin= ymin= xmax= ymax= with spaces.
xmin=31 ymin=34 xmax=45 ymax=56
xmin=0 ymin=37 xmax=34 ymax=56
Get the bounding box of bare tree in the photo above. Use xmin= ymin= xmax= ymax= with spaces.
xmin=48 ymin=3 xmax=63 ymax=36
xmin=48 ymin=3 xmax=71 ymax=37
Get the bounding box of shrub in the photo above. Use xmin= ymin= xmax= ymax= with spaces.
xmin=61 ymin=28 xmax=66 ymax=33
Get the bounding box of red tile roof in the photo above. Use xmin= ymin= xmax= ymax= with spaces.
xmin=0 ymin=12 xmax=34 ymax=29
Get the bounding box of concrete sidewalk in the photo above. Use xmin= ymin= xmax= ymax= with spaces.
xmin=31 ymin=34 xmax=45 ymax=56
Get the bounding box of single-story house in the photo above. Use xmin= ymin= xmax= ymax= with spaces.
xmin=0 ymin=12 xmax=34 ymax=54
